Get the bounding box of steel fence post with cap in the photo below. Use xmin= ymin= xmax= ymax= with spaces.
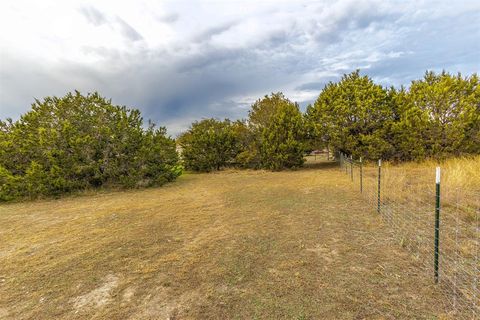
xmin=350 ymin=156 xmax=353 ymax=181
xmin=359 ymin=157 xmax=363 ymax=193
xmin=377 ymin=159 xmax=381 ymax=214
xmin=434 ymin=167 xmax=441 ymax=283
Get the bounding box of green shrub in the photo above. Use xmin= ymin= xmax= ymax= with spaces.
xmin=259 ymin=99 xmax=305 ymax=170
xmin=0 ymin=165 xmax=20 ymax=201
xmin=0 ymin=91 xmax=180 ymax=201
xmin=179 ymin=118 xmax=239 ymax=172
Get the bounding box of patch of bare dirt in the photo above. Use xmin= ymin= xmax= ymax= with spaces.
xmin=122 ymin=287 xmax=136 ymax=303
xmin=71 ymin=274 xmax=119 ymax=311
xmin=306 ymin=244 xmax=339 ymax=264
xmin=0 ymin=307 xmax=9 ymax=319
xmin=133 ymin=286 xmax=204 ymax=320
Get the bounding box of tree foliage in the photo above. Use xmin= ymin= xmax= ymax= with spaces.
xmin=179 ymin=118 xmax=239 ymax=172
xmin=0 ymin=91 xmax=181 ymax=201
xmin=305 ymin=71 xmax=393 ymax=159
xmin=2 ymin=71 xmax=478 ymax=200
xmin=403 ymin=71 xmax=479 ymax=158
xmin=258 ymin=97 xmax=305 ymax=170
xmin=305 ymin=70 xmax=480 ymax=161
xmin=180 ymin=93 xmax=306 ymax=171
xmin=240 ymin=93 xmax=305 ymax=169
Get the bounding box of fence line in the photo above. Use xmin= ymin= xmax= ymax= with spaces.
xmin=338 ymin=153 xmax=480 ymax=319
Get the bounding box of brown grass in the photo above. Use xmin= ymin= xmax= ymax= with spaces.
xmin=356 ymin=155 xmax=480 ymax=222
xmin=338 ymin=155 xmax=479 ymax=317
xmin=0 ymin=159 xmax=460 ymax=319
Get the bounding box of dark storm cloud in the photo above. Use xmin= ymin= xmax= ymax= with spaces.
xmin=115 ymin=17 xmax=144 ymax=42
xmin=79 ymin=6 xmax=108 ymax=26
xmin=137 ymin=47 xmax=298 ymax=123
xmin=262 ymin=30 xmax=289 ymax=49
xmin=192 ymin=21 xmax=238 ymax=43
xmin=365 ymin=9 xmax=480 ymax=87
xmin=295 ymin=82 xmax=328 ymax=91
xmin=176 ymin=47 xmax=254 ymax=73
xmin=309 ymin=3 xmax=400 ymax=44
xmin=79 ymin=6 xmax=144 ymax=42
xmin=1 ymin=1 xmax=479 ymax=136
xmin=157 ymin=12 xmax=179 ymax=24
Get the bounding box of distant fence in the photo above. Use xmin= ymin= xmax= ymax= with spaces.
xmin=338 ymin=153 xmax=479 ymax=318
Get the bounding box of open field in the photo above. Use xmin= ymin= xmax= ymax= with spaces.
xmin=0 ymin=160 xmax=465 ymax=319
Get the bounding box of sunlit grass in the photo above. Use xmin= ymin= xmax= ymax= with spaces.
xmin=0 ymin=162 xmax=453 ymax=319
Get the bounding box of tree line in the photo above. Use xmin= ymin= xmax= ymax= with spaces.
xmin=178 ymin=92 xmax=305 ymax=171
xmin=1 ymin=70 xmax=478 ymax=200
xmin=306 ymin=70 xmax=479 ymax=161
xmin=180 ymin=70 xmax=479 ymax=171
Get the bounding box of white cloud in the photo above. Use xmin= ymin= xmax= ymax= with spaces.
xmin=0 ymin=0 xmax=479 ymax=135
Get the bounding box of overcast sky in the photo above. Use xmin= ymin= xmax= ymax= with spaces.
xmin=1 ymin=0 xmax=479 ymax=135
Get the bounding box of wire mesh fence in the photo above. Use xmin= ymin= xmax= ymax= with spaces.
xmin=338 ymin=153 xmax=480 ymax=319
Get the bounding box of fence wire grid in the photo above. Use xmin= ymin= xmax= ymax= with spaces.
xmin=338 ymin=153 xmax=479 ymax=319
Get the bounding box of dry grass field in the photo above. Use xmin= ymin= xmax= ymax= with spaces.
xmin=378 ymin=156 xmax=480 ymax=215
xmin=338 ymin=155 xmax=480 ymax=317
xmin=0 ymin=159 xmax=467 ymax=319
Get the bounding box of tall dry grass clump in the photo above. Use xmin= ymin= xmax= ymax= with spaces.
xmin=380 ymin=156 xmax=480 ymax=212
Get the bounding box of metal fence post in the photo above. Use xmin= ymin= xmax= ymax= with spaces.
xmin=377 ymin=159 xmax=381 ymax=214
xmin=345 ymin=154 xmax=348 ymax=174
xmin=360 ymin=157 xmax=363 ymax=193
xmin=350 ymin=156 xmax=353 ymax=181
xmin=434 ymin=167 xmax=441 ymax=284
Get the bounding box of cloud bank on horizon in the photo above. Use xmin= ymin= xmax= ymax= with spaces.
xmin=1 ymin=0 xmax=479 ymax=135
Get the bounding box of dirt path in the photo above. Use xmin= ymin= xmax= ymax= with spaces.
xmin=0 ymin=163 xmax=451 ymax=319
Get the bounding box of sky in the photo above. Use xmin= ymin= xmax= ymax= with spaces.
xmin=0 ymin=0 xmax=479 ymax=136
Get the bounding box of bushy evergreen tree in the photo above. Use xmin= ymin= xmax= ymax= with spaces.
xmin=303 ymin=103 xmax=325 ymax=153
xmin=236 ymin=93 xmax=294 ymax=168
xmin=245 ymin=93 xmax=305 ymax=169
xmin=388 ymin=86 xmax=430 ymax=160
xmin=231 ymin=120 xmax=260 ymax=168
xmin=260 ymin=100 xmax=305 ymax=170
xmin=305 ymin=70 xmax=479 ymax=161
xmin=180 ymin=93 xmax=306 ymax=171
xmin=306 ymin=71 xmax=393 ymax=160
xmin=403 ymin=71 xmax=479 ymax=158
xmin=179 ymin=118 xmax=239 ymax=172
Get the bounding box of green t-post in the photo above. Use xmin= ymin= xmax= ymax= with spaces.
xmin=434 ymin=167 xmax=441 ymax=284
xmin=345 ymin=155 xmax=348 ymax=174
xmin=350 ymin=156 xmax=353 ymax=181
xmin=377 ymin=159 xmax=381 ymax=214
xmin=360 ymin=157 xmax=363 ymax=193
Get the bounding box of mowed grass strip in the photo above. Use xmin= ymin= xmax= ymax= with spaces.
xmin=0 ymin=161 xmax=451 ymax=319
